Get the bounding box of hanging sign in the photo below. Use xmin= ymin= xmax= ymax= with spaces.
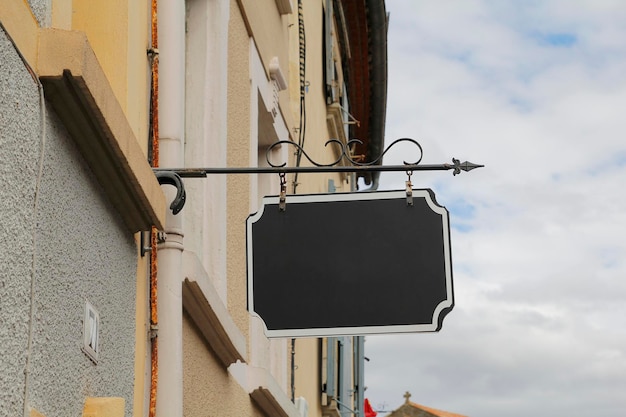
xmin=246 ymin=189 xmax=454 ymax=338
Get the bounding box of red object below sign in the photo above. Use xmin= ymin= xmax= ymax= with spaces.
xmin=364 ymin=398 xmax=377 ymax=417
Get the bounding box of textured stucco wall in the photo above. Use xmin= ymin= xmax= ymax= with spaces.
xmin=0 ymin=26 xmax=42 ymax=417
xmin=26 ymin=108 xmax=137 ymax=417
xmin=0 ymin=27 xmax=137 ymax=417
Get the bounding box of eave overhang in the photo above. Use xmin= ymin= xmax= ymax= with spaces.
xmin=337 ymin=0 xmax=388 ymax=186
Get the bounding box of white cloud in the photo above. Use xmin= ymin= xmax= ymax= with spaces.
xmin=365 ymin=1 xmax=626 ymax=416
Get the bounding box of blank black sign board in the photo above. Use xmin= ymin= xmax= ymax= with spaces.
xmin=247 ymin=189 xmax=454 ymax=338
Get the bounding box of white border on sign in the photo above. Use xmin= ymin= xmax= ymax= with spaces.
xmin=246 ymin=189 xmax=453 ymax=338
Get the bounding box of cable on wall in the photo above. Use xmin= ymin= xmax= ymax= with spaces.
xmin=0 ymin=20 xmax=50 ymax=417
xmin=293 ymin=0 xmax=307 ymax=194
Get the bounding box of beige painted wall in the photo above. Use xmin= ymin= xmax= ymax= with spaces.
xmin=288 ymin=0 xmax=352 ymax=195
xmin=72 ymin=0 xmax=151 ymax=150
xmin=294 ymin=339 xmax=323 ymax=417
xmin=238 ymin=0 xmax=294 ymax=134
xmin=72 ymin=0 xmax=128 ymax=112
xmin=183 ymin=314 xmax=266 ymax=417
xmin=226 ymin=0 xmax=253 ymax=337
xmin=126 ymin=0 xmax=151 ymax=151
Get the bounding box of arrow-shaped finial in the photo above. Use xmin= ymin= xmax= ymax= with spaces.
xmin=452 ymin=158 xmax=484 ymax=175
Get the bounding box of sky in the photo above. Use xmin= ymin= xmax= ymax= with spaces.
xmin=363 ymin=1 xmax=626 ymax=416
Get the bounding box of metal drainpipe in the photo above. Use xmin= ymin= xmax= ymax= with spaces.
xmin=156 ymin=0 xmax=185 ymax=416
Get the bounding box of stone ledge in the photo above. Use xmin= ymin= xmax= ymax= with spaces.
xmin=37 ymin=28 xmax=165 ymax=232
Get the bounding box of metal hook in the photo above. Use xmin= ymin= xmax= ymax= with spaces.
xmin=406 ymin=170 xmax=413 ymax=206
xmin=155 ymin=170 xmax=187 ymax=214
xmin=279 ymin=172 xmax=287 ymax=212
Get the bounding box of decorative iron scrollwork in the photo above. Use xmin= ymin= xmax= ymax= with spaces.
xmin=266 ymin=138 xmax=424 ymax=168
xmin=152 ymin=137 xmax=483 ymax=179
xmin=152 ymin=137 xmax=483 ymax=215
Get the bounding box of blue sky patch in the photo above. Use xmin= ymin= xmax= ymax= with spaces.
xmin=447 ymin=199 xmax=476 ymax=233
xmin=614 ymin=152 xmax=626 ymax=167
xmin=584 ymin=150 xmax=626 ymax=176
xmin=533 ymin=32 xmax=577 ymax=47
xmin=508 ymin=96 xmax=533 ymax=113
xmin=447 ymin=198 xmax=476 ymax=220
xmin=452 ymin=222 xmax=473 ymax=233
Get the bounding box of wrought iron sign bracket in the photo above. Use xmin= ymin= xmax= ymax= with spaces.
xmin=152 ymin=138 xmax=484 ymax=214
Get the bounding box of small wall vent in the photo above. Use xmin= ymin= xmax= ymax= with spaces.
xmin=82 ymin=301 xmax=100 ymax=364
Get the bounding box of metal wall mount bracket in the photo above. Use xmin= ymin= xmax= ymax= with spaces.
xmin=152 ymin=138 xmax=483 ymax=215
xmin=155 ymin=170 xmax=186 ymax=215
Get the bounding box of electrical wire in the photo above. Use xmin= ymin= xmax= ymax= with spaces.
xmin=289 ymin=2 xmax=308 ymax=397
xmin=293 ymin=0 xmax=307 ymax=194
xmin=0 ymin=20 xmax=48 ymax=417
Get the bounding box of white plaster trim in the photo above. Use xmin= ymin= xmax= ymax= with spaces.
xmin=184 ymin=0 xmax=230 ymax=304
xmin=269 ymin=57 xmax=288 ymax=91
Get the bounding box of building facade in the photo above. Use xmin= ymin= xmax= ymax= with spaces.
xmin=0 ymin=0 xmax=387 ymax=416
